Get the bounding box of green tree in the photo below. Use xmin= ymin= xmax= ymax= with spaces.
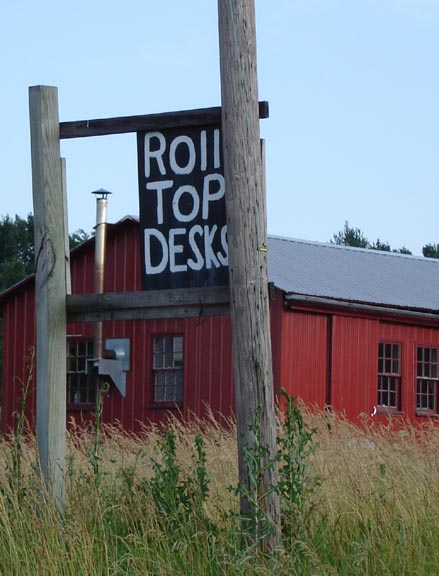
xmin=394 ymin=246 xmax=412 ymax=255
xmin=332 ymin=221 xmax=369 ymax=248
xmin=369 ymin=238 xmax=391 ymax=252
xmin=422 ymin=243 xmax=439 ymax=258
xmin=331 ymin=221 xmax=412 ymax=255
xmin=0 ymin=214 xmax=35 ymax=292
xmin=0 ymin=213 xmax=91 ymax=292
xmin=69 ymin=228 xmax=91 ymax=250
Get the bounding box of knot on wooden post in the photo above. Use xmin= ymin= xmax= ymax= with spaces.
xmin=36 ymin=233 xmax=56 ymax=281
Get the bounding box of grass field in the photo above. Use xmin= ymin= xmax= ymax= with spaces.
xmin=0 ymin=404 xmax=438 ymax=575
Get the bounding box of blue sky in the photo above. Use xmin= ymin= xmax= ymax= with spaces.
xmin=1 ymin=0 xmax=439 ymax=255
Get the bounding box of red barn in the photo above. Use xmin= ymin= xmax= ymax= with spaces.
xmin=2 ymin=216 xmax=439 ymax=432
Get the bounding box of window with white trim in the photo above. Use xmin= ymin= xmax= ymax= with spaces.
xmin=416 ymin=346 xmax=439 ymax=414
xmin=67 ymin=340 xmax=95 ymax=405
xmin=377 ymin=343 xmax=401 ymax=410
xmin=153 ymin=335 xmax=183 ymax=403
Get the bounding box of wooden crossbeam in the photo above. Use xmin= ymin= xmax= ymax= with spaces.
xmin=67 ymin=286 xmax=230 ymax=322
xmin=59 ymin=101 xmax=269 ymax=139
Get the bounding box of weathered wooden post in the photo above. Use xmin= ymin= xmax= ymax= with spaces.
xmin=218 ymin=0 xmax=280 ymax=551
xmin=29 ymin=85 xmax=67 ymax=511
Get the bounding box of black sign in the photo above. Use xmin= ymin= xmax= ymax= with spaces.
xmin=137 ymin=124 xmax=228 ymax=290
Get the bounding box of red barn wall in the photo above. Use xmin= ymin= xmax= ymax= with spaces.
xmin=330 ymin=315 xmax=379 ymax=420
xmin=1 ymin=220 xmax=237 ymax=432
xmin=2 ymin=285 xmax=37 ymax=433
xmin=378 ymin=321 xmax=439 ymax=424
xmin=279 ymin=305 xmax=439 ymax=426
xmin=65 ymin=315 xmax=234 ymax=431
xmin=279 ymin=310 xmax=328 ymax=408
xmin=3 ymin=217 xmax=439 ymax=431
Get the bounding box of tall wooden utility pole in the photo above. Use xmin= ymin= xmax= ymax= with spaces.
xmin=218 ymin=0 xmax=280 ymax=551
xmin=29 ymin=85 xmax=67 ymax=511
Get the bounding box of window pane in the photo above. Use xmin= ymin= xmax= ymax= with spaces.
xmin=154 ymin=370 xmax=183 ymax=402
xmin=154 ymin=371 xmax=166 ymax=402
xmin=77 ymin=341 xmax=86 ymax=357
xmin=377 ymin=343 xmax=400 ymax=408
xmin=416 ymin=347 xmax=439 ymax=412
xmin=67 ymin=356 xmax=76 ymax=372
xmin=153 ymin=335 xmax=184 ymax=403
xmin=164 ymin=338 xmax=174 ymax=367
xmin=174 ymin=336 xmax=183 ymax=353
xmin=68 ymin=342 xmax=76 ymax=358
xmin=174 ymin=371 xmax=183 ymax=401
xmin=154 ymin=337 xmax=163 ymax=354
xmin=66 ymin=340 xmax=95 ymax=405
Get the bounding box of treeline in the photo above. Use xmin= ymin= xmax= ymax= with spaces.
xmin=0 ymin=214 xmax=90 ymax=293
xmin=331 ymin=221 xmax=439 ymax=258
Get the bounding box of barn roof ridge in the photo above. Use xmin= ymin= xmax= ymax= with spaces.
xmin=267 ymin=233 xmax=433 ymax=263
xmin=114 ymin=217 xmax=435 ymax=265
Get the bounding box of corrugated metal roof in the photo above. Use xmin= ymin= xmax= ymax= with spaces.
xmin=267 ymin=235 xmax=439 ymax=312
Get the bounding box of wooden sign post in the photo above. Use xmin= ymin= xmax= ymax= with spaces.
xmin=218 ymin=0 xmax=280 ymax=551
xmin=29 ymin=85 xmax=67 ymax=511
xmin=28 ymin=69 xmax=275 ymax=531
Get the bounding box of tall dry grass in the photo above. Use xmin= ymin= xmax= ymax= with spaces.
xmin=0 ymin=407 xmax=437 ymax=574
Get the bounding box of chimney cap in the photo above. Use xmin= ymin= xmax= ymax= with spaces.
xmin=91 ymin=188 xmax=112 ymax=199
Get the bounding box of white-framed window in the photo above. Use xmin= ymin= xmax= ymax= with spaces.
xmin=377 ymin=342 xmax=401 ymax=411
xmin=67 ymin=340 xmax=95 ymax=405
xmin=152 ymin=335 xmax=183 ymax=403
xmin=416 ymin=346 xmax=439 ymax=414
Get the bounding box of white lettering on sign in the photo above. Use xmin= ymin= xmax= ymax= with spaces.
xmin=169 ymin=228 xmax=187 ymax=272
xmin=144 ymin=229 xmax=168 ymax=274
xmin=202 ymin=174 xmax=224 ymax=219
xmin=169 ymin=136 xmax=196 ymax=175
xmin=140 ymin=126 xmax=228 ymax=288
xmin=144 ymin=225 xmax=228 ymax=276
xmin=144 ymin=132 xmax=167 ymax=177
xmin=200 ymin=130 xmax=207 ymax=171
xmin=188 ymin=225 xmax=204 ymax=270
xmin=146 ymin=180 xmax=173 ymax=225
xmin=144 ymin=130 xmax=221 ymax=178
xmin=214 ymin=128 xmax=220 ymax=169
xmin=172 ymin=185 xmax=199 ymax=222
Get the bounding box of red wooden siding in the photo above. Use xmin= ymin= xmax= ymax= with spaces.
xmin=2 ymin=315 xmax=235 ymax=432
xmin=3 ymin=217 xmax=439 ymax=432
xmin=279 ymin=310 xmax=328 ymax=408
xmin=269 ymin=288 xmax=284 ymax=402
xmin=1 ymin=220 xmax=236 ymax=432
xmin=2 ymin=286 xmax=36 ymax=433
xmin=280 ymin=305 xmax=439 ymax=426
xmin=330 ymin=315 xmax=379 ymax=420
xmin=99 ymin=315 xmax=234 ymax=430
